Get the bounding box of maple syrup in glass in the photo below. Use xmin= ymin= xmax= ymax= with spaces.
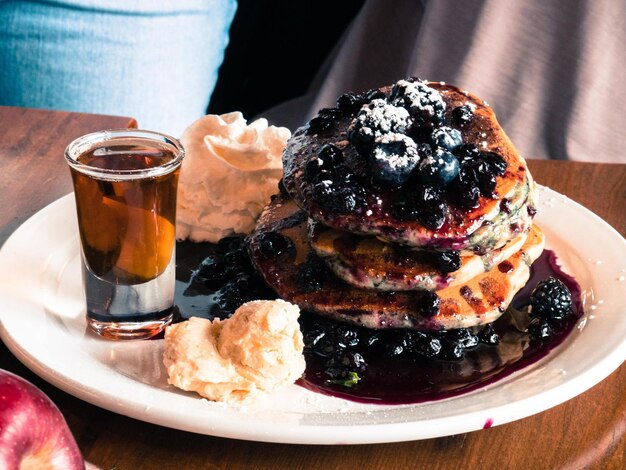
xmin=65 ymin=130 xmax=184 ymax=340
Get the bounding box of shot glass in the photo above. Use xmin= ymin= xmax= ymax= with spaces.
xmin=65 ymin=130 xmax=184 ymax=340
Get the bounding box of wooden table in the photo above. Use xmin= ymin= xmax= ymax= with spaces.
xmin=0 ymin=106 xmax=624 ymax=469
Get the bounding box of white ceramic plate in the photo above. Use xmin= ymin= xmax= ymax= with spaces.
xmin=0 ymin=187 xmax=625 ymax=444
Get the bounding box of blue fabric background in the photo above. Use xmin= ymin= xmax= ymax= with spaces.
xmin=0 ymin=0 xmax=237 ymax=136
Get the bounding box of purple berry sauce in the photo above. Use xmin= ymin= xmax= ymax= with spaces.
xmin=174 ymin=241 xmax=584 ymax=405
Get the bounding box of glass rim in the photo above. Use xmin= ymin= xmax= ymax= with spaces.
xmin=65 ymin=129 xmax=185 ymax=179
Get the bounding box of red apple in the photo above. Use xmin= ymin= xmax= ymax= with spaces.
xmin=0 ymin=369 xmax=85 ymax=469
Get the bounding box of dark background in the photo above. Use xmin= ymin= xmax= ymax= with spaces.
xmin=208 ymin=0 xmax=365 ymax=119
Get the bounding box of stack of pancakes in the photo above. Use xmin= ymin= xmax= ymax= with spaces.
xmin=249 ymin=80 xmax=543 ymax=331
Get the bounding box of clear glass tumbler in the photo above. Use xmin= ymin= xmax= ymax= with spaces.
xmin=65 ymin=129 xmax=184 ymax=340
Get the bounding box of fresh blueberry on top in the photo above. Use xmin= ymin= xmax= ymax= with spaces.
xmin=459 ymin=158 xmax=497 ymax=197
xmin=453 ymin=143 xmax=480 ymax=163
xmin=305 ymin=145 xmax=349 ymax=184
xmin=391 ymin=184 xmax=447 ymax=228
xmin=431 ymin=126 xmax=463 ymax=151
xmin=368 ymin=133 xmax=421 ymax=186
xmin=313 ymin=180 xmax=358 ymax=215
xmin=336 ymin=92 xmax=368 ymax=116
xmin=451 ymin=104 xmax=474 ymax=126
xmin=417 ymin=149 xmax=460 ymax=186
xmin=348 ymin=99 xmax=411 ymax=148
xmin=480 ymin=151 xmax=508 ymax=176
xmin=390 ymin=79 xmax=446 ymax=129
xmin=307 ymin=107 xmax=342 ymax=134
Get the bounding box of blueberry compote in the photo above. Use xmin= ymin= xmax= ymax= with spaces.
xmin=174 ymin=241 xmax=583 ymax=405
xmin=174 ymin=236 xmax=277 ymax=322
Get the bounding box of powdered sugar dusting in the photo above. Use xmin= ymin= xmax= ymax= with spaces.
xmin=390 ymin=79 xmax=446 ymax=117
xmin=350 ymin=99 xmax=410 ymax=143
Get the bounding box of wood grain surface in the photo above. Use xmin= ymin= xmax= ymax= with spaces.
xmin=0 ymin=107 xmax=624 ymax=470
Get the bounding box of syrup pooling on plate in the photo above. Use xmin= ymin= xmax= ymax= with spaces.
xmin=174 ymin=240 xmax=583 ymax=404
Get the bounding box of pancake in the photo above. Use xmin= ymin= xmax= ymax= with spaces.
xmin=309 ymin=219 xmax=529 ymax=291
xmin=248 ymin=195 xmax=545 ymax=331
xmin=282 ymin=81 xmax=535 ymax=253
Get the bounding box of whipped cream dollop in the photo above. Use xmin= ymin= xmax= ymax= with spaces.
xmin=163 ymin=300 xmax=305 ymax=404
xmin=177 ymin=112 xmax=291 ymax=242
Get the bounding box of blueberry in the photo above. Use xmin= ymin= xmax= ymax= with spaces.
xmin=196 ymin=254 xmax=227 ymax=282
xmin=413 ymin=334 xmax=442 ymax=358
xmin=500 ymin=198 xmax=513 ymax=214
xmin=477 ymin=173 xmax=497 ymax=197
xmin=297 ymin=253 xmax=328 ymax=293
xmin=223 ymin=248 xmax=251 ymax=273
xmin=530 ymin=277 xmax=573 ymax=321
xmin=452 ymin=150 xmax=507 ymax=199
xmin=453 ymin=143 xmax=480 ymax=163
xmin=307 ymin=107 xmax=341 ymax=134
xmin=216 ymin=273 xmax=260 ymax=314
xmin=307 ymin=115 xmax=333 ymax=134
xmin=417 ymin=150 xmax=460 ymax=187
xmin=528 ymin=318 xmax=553 ymax=339
xmin=348 ymin=99 xmax=411 ymax=148
xmin=215 ymin=235 xmax=245 ymax=254
xmin=364 ymin=333 xmax=381 ymax=349
xmin=303 ymin=328 xmax=326 ymax=350
xmin=305 ymin=144 xmax=345 ymax=183
xmin=478 ymin=324 xmax=500 ymax=345
xmin=318 ymin=143 xmax=344 ymax=166
xmin=391 ymin=200 xmax=421 ymax=221
xmin=385 ymin=341 xmax=405 ymax=358
xmin=480 ymin=151 xmax=508 ymax=176
xmin=417 ymin=290 xmax=440 ymax=317
xmin=390 ymin=79 xmax=446 ymax=129
xmin=257 ymin=231 xmax=293 ymax=257
xmin=435 ymin=251 xmax=461 ymax=274
xmin=336 ymin=92 xmax=367 ymax=116
xmin=313 ymin=181 xmax=358 ymax=214
xmin=459 ymin=157 xmax=489 ymax=183
xmin=418 ymin=201 xmax=448 ymax=230
xmin=439 ymin=340 xmax=465 ymax=360
xmin=448 ymin=328 xmax=479 ymax=349
xmin=451 ymin=183 xmax=481 ymax=209
xmin=392 ymin=185 xmax=445 ymax=224
xmin=310 ymin=334 xmax=338 ymax=357
xmin=335 ymin=325 xmax=360 ymax=348
xmin=431 ymin=126 xmax=463 ymax=151
xmin=331 ymin=164 xmax=361 ymax=187
xmin=451 ymin=105 xmax=474 ymax=126
xmin=304 ymin=158 xmax=325 ymax=182
xmin=365 ymin=88 xmax=387 ymax=101
xmin=369 ymin=133 xmax=421 ymax=186
xmin=416 ymin=185 xmax=443 ymax=203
